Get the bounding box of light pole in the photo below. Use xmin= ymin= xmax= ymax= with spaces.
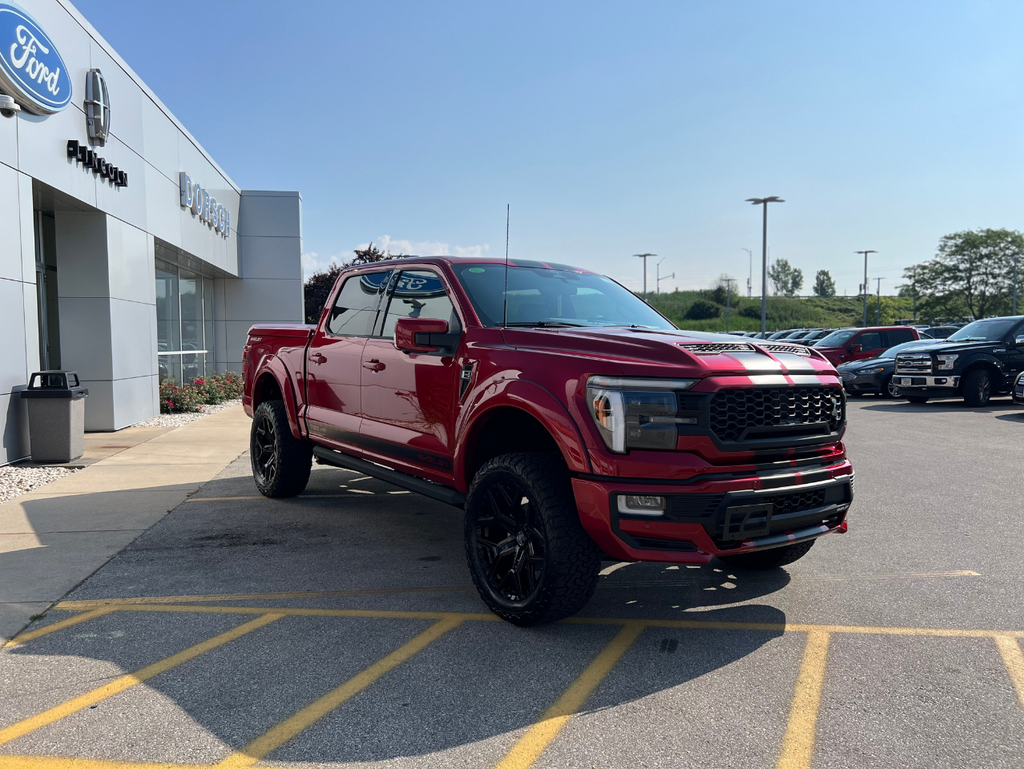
xmin=741 ymin=248 xmax=753 ymax=297
xmin=876 ymin=277 xmax=883 ymax=324
xmin=655 ymin=258 xmax=665 ymax=295
xmin=746 ymin=197 xmax=785 ymax=335
xmin=657 ymin=271 xmax=675 ymax=293
xmin=633 ymin=253 xmax=656 ymax=301
xmin=723 ymin=278 xmax=737 ymax=332
xmin=856 ymin=250 xmax=876 ymax=326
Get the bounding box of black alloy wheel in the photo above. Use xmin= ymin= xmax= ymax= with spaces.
xmin=474 ymin=479 xmax=546 ymax=603
xmin=250 ymin=400 xmax=312 ymax=497
xmin=252 ymin=411 xmax=278 ymax=487
xmin=465 ymin=452 xmax=600 ymax=625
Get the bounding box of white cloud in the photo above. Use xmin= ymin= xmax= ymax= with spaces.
xmin=302 ymin=235 xmax=489 ymax=280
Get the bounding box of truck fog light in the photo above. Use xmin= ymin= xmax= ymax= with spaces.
xmin=935 ymin=378 xmax=947 ymax=385
xmin=617 ymin=495 xmax=666 ymax=516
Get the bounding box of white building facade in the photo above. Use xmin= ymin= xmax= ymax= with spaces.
xmin=0 ymin=0 xmax=304 ymax=464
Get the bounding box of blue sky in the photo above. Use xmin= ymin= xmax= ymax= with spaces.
xmin=75 ymin=0 xmax=1024 ymax=296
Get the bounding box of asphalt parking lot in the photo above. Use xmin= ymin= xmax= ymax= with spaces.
xmin=3 ymin=398 xmax=1024 ymax=769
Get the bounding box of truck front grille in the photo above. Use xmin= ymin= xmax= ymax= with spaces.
xmin=896 ymin=353 xmax=932 ymax=375
xmin=709 ymin=387 xmax=844 ymax=443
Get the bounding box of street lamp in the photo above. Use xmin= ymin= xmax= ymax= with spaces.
xmin=633 ymin=253 xmax=656 ymax=301
xmin=745 ymin=197 xmax=785 ymax=335
xmin=723 ymin=277 xmax=737 ymax=332
xmin=741 ymin=248 xmax=753 ymax=297
xmin=655 ymin=258 xmax=665 ymax=295
xmin=855 ymin=250 xmax=876 ymax=326
xmin=1014 ymin=256 xmax=1019 ymax=315
xmin=875 ymin=277 xmax=883 ymax=324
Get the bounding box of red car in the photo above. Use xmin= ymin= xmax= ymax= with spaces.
xmin=243 ymin=258 xmax=853 ymax=624
xmin=813 ymin=326 xmax=920 ymax=366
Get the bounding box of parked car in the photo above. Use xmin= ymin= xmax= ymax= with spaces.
xmin=813 ymin=326 xmax=921 ymax=366
xmin=894 ymin=316 xmax=1024 ymax=405
xmin=837 ymin=339 xmax=934 ymax=398
xmin=767 ymin=328 xmax=800 ymax=339
xmin=920 ymin=325 xmax=958 ymax=340
xmin=798 ymin=329 xmax=833 ymax=346
xmin=242 ymin=257 xmax=853 ymax=624
xmin=1013 ymin=371 xmax=1024 ymax=406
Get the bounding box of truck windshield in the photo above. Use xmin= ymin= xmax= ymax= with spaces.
xmin=946 ymin=318 xmax=1019 ymax=342
xmin=454 ymin=264 xmax=675 ymax=329
xmin=814 ymin=329 xmax=857 ymax=347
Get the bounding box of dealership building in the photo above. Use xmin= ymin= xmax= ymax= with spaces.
xmin=0 ymin=0 xmax=304 ymax=464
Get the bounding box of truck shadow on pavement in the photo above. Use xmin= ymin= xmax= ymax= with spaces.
xmin=861 ymin=398 xmax=1021 ymax=415
xmin=4 ymin=461 xmax=793 ymax=764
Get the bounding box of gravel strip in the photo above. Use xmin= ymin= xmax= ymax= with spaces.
xmin=0 ymin=466 xmax=77 ymax=505
xmin=133 ymin=399 xmax=242 ymax=429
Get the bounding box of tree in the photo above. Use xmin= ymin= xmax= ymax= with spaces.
xmin=902 ymin=229 xmax=1024 ymax=320
xmin=768 ymin=258 xmax=804 ymax=297
xmin=812 ymin=269 xmax=836 ymax=298
xmin=684 ymin=299 xmax=721 ymax=320
xmin=303 ymin=243 xmax=411 ymax=323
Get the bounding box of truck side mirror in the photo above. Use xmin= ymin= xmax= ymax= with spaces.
xmin=395 ymin=318 xmax=460 ymax=353
xmin=1015 ymin=335 xmax=1024 ymax=346
xmin=849 ymin=344 xmax=862 ymax=353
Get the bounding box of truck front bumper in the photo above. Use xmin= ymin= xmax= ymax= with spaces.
xmin=895 ymin=375 xmax=960 ymax=392
xmin=572 ymin=461 xmax=853 ymax=564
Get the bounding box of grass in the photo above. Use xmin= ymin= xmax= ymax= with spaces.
xmin=646 ymin=291 xmax=916 ymax=332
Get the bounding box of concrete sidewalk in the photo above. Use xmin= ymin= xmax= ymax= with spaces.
xmin=0 ymin=405 xmax=250 ymax=643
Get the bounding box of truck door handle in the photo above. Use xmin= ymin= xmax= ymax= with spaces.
xmin=311 ymin=353 xmax=327 ymax=365
xmin=363 ymin=359 xmax=386 ymax=372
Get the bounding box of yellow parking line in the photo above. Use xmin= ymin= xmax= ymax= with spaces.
xmin=994 ymin=635 xmax=1024 ymax=711
xmin=493 ymin=622 xmax=645 ymax=769
xmin=776 ymin=630 xmax=830 ymax=769
xmin=53 ymin=603 xmax=500 ymax=623
xmin=57 ymin=586 xmax=474 ymax=607
xmin=4 ymin=608 xmax=116 ymax=648
xmin=0 ymin=757 xmax=181 ymax=769
xmin=47 ymin=602 xmax=1024 ymax=639
xmin=0 ymin=614 xmax=283 ymax=748
xmin=216 ymin=616 xmax=464 ymax=768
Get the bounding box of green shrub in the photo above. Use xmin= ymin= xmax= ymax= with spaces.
xmin=159 ymin=380 xmax=203 ymax=413
xmin=684 ymin=299 xmax=722 ymax=320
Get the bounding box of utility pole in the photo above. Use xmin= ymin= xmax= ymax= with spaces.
xmin=741 ymin=248 xmax=753 ymax=297
xmin=876 ymin=277 xmax=883 ymax=324
xmin=655 ymin=258 xmax=665 ymax=295
xmin=746 ymin=197 xmax=785 ymax=335
xmin=912 ymin=266 xmax=918 ymax=320
xmin=1014 ymin=256 xmax=1019 ymax=315
xmin=657 ymin=271 xmax=675 ymax=293
xmin=633 ymin=253 xmax=656 ymax=301
xmin=856 ymin=250 xmax=877 ymax=326
xmin=724 ymin=278 xmax=737 ymax=332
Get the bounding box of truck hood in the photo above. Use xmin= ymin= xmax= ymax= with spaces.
xmin=896 ymin=340 xmax=996 ymax=356
xmin=499 ymin=327 xmax=837 ymax=376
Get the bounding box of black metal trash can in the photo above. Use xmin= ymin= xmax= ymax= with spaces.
xmin=20 ymin=371 xmax=90 ymax=463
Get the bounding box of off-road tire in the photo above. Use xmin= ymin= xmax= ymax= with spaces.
xmin=962 ymin=368 xmax=992 ymax=407
xmin=905 ymin=394 xmax=929 ymax=404
xmin=250 ymin=400 xmax=312 ymax=497
xmin=465 ymin=452 xmax=600 ymax=625
xmin=718 ymin=539 xmax=815 ymax=570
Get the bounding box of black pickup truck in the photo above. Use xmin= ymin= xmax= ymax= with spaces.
xmin=894 ymin=316 xmax=1024 ymax=406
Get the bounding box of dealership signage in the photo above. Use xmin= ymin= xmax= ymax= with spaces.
xmin=0 ymin=2 xmax=71 ymax=114
xmin=179 ymin=172 xmax=230 ymax=238
xmin=66 ymin=140 xmax=128 ymax=187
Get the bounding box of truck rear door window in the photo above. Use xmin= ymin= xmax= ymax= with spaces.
xmin=327 ymin=273 xmax=385 ymax=336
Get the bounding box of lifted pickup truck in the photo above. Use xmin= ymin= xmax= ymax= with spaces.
xmin=243 ymin=258 xmax=853 ymax=624
xmin=894 ymin=316 xmax=1024 ymax=406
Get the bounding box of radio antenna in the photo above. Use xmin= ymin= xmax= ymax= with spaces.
xmin=502 ymin=204 xmax=510 ymax=327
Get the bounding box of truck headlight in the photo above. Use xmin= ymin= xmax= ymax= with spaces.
xmin=586 ymin=376 xmax=698 ymax=454
xmin=936 ymin=354 xmax=958 ymax=370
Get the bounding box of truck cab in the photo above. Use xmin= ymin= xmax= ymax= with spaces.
xmin=242 ymin=257 xmax=854 ymax=625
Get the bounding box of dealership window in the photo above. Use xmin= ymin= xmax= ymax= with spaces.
xmin=156 ymin=258 xmax=215 ymax=384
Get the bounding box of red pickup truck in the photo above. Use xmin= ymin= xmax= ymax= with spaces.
xmin=243 ymin=258 xmax=853 ymax=624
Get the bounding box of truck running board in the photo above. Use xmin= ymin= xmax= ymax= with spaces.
xmin=311 ymin=446 xmax=467 ymax=508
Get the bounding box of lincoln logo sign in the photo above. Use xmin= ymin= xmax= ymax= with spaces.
xmin=0 ymin=2 xmax=71 ymax=114
xmin=179 ymin=172 xmax=230 ymax=239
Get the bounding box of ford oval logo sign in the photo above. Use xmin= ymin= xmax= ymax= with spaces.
xmin=0 ymin=2 xmax=72 ymax=114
